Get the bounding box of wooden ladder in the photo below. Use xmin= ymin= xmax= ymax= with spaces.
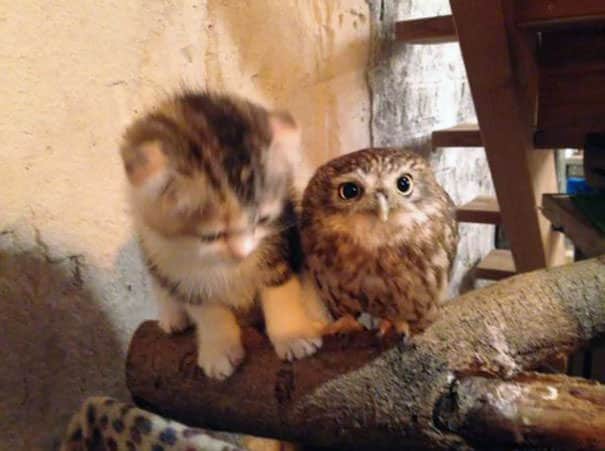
xmin=396 ymin=1 xmax=605 ymax=280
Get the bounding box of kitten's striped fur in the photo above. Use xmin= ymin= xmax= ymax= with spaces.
xmin=120 ymin=91 xmax=323 ymax=380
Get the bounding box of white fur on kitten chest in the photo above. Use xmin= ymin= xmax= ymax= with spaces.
xmin=143 ymin=225 xmax=323 ymax=380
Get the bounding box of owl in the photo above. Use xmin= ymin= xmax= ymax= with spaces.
xmin=301 ymin=148 xmax=458 ymax=337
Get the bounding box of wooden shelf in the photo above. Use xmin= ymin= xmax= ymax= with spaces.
xmin=476 ymin=249 xmax=516 ymax=281
xmin=515 ymin=0 xmax=605 ymax=30
xmin=394 ymin=15 xmax=457 ymax=44
xmin=534 ymin=128 xmax=586 ymax=149
xmin=432 ymin=123 xmax=482 ymax=148
xmin=456 ymin=196 xmax=501 ymax=224
xmin=541 ymin=194 xmax=605 ymax=258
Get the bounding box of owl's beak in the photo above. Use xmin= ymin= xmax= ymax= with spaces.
xmin=375 ymin=192 xmax=389 ymax=222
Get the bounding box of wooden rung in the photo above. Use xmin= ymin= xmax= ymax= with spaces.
xmin=432 ymin=124 xmax=482 ymax=148
xmin=515 ymin=0 xmax=605 ymax=30
xmin=476 ymin=249 xmax=516 ymax=281
xmin=394 ymin=15 xmax=457 ymax=44
xmin=456 ymin=196 xmax=501 ymax=224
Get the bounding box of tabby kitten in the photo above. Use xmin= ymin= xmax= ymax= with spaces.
xmin=120 ymin=91 xmax=322 ymax=380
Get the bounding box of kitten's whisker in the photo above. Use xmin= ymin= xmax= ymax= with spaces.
xmin=158 ymin=176 xmax=175 ymax=197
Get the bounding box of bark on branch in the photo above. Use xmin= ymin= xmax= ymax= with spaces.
xmin=126 ymin=257 xmax=605 ymax=450
xmin=437 ymin=372 xmax=605 ymax=449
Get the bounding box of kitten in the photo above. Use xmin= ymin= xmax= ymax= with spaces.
xmin=120 ymin=91 xmax=323 ymax=380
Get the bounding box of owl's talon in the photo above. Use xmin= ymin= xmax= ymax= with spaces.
xmin=322 ymin=315 xmax=363 ymax=335
xmin=377 ymin=319 xmax=393 ymax=337
xmin=377 ymin=319 xmax=410 ymax=339
xmin=394 ymin=320 xmax=410 ymax=337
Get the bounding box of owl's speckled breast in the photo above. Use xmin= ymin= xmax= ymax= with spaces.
xmin=306 ymin=236 xmax=446 ymax=331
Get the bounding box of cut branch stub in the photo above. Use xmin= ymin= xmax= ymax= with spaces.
xmin=436 ymin=372 xmax=605 ymax=449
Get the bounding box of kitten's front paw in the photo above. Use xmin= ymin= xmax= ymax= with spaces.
xmin=158 ymin=309 xmax=190 ymax=335
xmin=198 ymin=341 xmax=245 ymax=380
xmin=272 ymin=335 xmax=322 ymax=361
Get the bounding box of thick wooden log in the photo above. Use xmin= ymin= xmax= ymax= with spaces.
xmin=127 ymin=257 xmax=605 ymax=450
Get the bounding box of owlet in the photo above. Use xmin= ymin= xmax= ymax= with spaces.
xmin=301 ymin=148 xmax=458 ymax=337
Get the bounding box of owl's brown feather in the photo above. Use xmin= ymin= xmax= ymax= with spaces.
xmin=301 ymin=148 xmax=458 ymax=335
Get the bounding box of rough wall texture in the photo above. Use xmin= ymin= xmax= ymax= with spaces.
xmin=0 ymin=0 xmax=492 ymax=449
xmin=0 ymin=1 xmax=369 ymax=449
xmin=367 ymin=0 xmax=495 ymax=296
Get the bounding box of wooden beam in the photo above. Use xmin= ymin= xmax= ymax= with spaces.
xmin=534 ymin=128 xmax=589 ymax=149
xmin=476 ymin=249 xmax=516 ymax=280
xmin=542 ymin=194 xmax=605 ymax=258
xmin=537 ymin=29 xmax=605 ymax=141
xmin=538 ymin=104 xmax=605 ymax=133
xmin=394 ymin=16 xmax=457 ymax=44
xmin=515 ymin=0 xmax=605 ymax=30
xmin=456 ymin=196 xmax=501 ymax=224
xmin=432 ymin=123 xmax=482 ymax=148
xmin=538 ymin=28 xmax=605 ymax=67
xmin=450 ymin=0 xmax=565 ymax=272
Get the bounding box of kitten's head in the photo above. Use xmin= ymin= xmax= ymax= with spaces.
xmin=120 ymin=92 xmax=301 ymax=263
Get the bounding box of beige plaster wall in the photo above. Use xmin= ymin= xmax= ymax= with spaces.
xmin=0 ymin=1 xmax=370 ymax=449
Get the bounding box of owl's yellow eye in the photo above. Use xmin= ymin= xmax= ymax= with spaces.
xmin=338 ymin=182 xmax=362 ymax=200
xmin=396 ymin=174 xmax=414 ymax=195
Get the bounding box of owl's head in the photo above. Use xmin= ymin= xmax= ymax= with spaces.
xmin=302 ymin=148 xmax=452 ymax=241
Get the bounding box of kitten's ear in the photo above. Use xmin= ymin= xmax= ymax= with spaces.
xmin=120 ymin=140 xmax=168 ymax=187
xmin=268 ymin=111 xmax=302 ymax=170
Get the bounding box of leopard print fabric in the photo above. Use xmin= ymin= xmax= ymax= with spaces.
xmin=60 ymin=397 xmax=243 ymax=451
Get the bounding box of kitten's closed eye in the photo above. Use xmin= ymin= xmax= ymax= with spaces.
xmin=257 ymin=215 xmax=271 ymax=225
xmin=199 ymin=231 xmax=226 ymax=242
xmin=200 ymin=220 xmax=269 ymax=242
xmin=200 ymin=233 xmax=224 ymax=243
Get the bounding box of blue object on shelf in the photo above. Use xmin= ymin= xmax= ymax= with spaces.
xmin=566 ymin=177 xmax=596 ymax=194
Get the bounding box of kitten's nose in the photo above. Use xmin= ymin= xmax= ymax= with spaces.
xmin=227 ymin=235 xmax=256 ymax=260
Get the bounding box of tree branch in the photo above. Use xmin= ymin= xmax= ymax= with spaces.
xmin=437 ymin=372 xmax=605 ymax=449
xmin=126 ymin=257 xmax=605 ymax=450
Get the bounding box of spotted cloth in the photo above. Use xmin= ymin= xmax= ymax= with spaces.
xmin=60 ymin=396 xmax=244 ymax=451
